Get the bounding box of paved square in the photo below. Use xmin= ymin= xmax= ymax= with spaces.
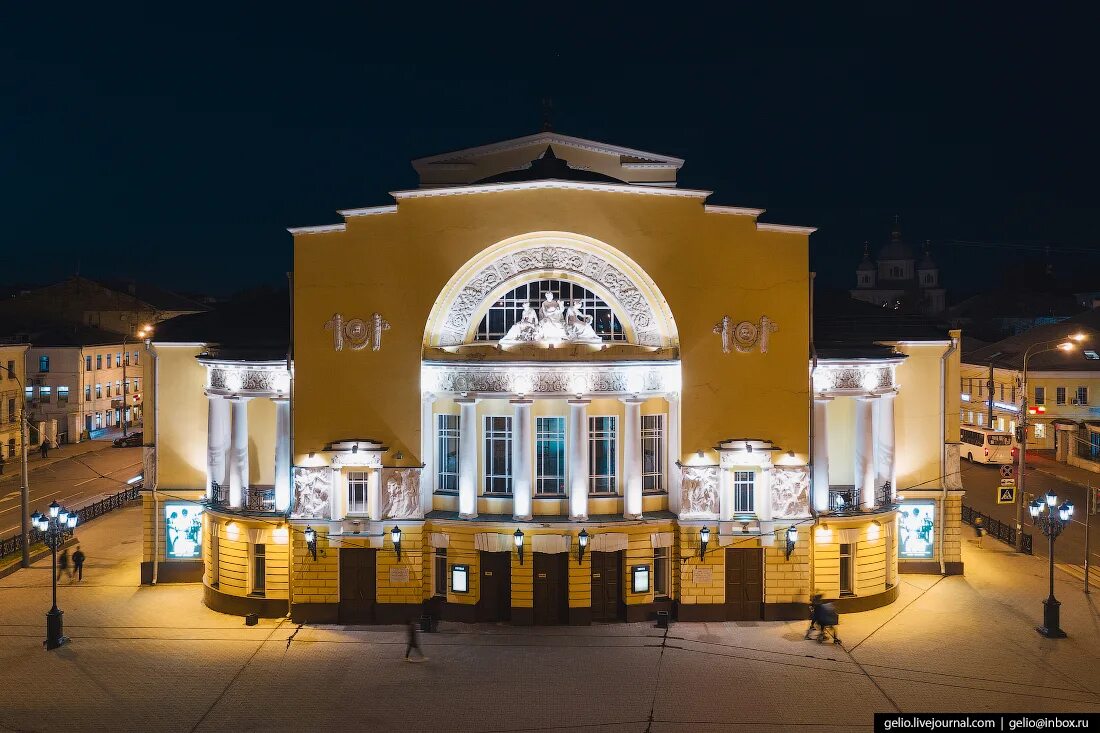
xmin=0 ymin=507 xmax=1096 ymax=732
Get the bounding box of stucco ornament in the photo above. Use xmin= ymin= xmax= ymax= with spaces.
xmin=325 ymin=312 xmax=391 ymax=352
xmin=771 ymin=466 xmax=811 ymax=518
xmin=680 ymin=465 xmax=720 ymax=517
xmin=500 ymin=292 xmax=602 ymax=345
xmin=291 ymin=467 xmax=332 ymax=519
xmin=713 ymin=315 xmax=778 ymax=354
xmin=382 ymin=468 xmax=422 ymax=519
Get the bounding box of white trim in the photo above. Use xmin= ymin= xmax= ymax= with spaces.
xmin=588 ymin=413 xmax=619 ymax=496
xmin=621 ymin=162 xmax=680 ymax=170
xmin=756 ymin=222 xmax=817 ymax=234
xmin=704 ymin=205 xmax=766 ymax=217
xmin=286 ymin=223 xmax=346 ymax=235
xmin=391 ymin=179 xmax=711 ymax=201
xmin=337 ymin=205 xmax=398 ymax=218
xmin=412 ymin=132 xmax=685 ymax=168
xmin=149 ymin=341 xmax=207 ymax=348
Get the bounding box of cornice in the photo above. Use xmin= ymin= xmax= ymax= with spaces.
xmin=704 ymin=205 xmax=766 ymax=217
xmin=286 ymin=223 xmax=346 ymax=236
xmin=756 ymin=222 xmax=817 ymax=235
xmin=337 ymin=205 xmax=398 ymax=218
xmin=391 ymin=179 xmax=711 ymax=201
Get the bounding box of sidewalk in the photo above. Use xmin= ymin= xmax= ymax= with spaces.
xmin=1025 ymin=449 xmax=1100 ymax=490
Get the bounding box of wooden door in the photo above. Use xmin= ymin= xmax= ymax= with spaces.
xmin=338 ymin=548 xmax=376 ymax=624
xmin=591 ymin=551 xmax=623 ymax=622
xmin=724 ymin=548 xmax=763 ymax=621
xmin=533 ymin=552 xmax=568 ymax=625
xmin=479 ymin=551 xmax=511 ymax=622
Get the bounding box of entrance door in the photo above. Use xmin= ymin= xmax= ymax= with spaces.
xmin=590 ymin=551 xmax=623 ymax=622
xmin=338 ymin=548 xmax=376 ymax=624
xmin=724 ymin=548 xmax=763 ymax=621
xmin=479 ymin=551 xmax=511 ymax=622
xmin=533 ymin=552 xmax=568 ymax=625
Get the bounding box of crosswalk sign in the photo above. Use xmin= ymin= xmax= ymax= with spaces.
xmin=998 ymin=485 xmax=1016 ymax=504
xmin=999 ymin=465 xmax=1014 ymax=478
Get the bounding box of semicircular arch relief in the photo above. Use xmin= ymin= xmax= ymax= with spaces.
xmin=424 ymin=232 xmax=678 ymax=349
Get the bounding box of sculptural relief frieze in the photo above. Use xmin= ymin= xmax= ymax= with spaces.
xmin=680 ymin=465 xmax=720 ymax=517
xmin=291 ymin=467 xmax=332 ymax=519
xmin=771 ymin=466 xmax=811 ymax=519
xmin=423 ymin=363 xmax=678 ymax=396
xmin=382 ymin=468 xmax=422 ymax=520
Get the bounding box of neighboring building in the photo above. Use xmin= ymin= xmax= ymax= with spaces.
xmin=0 ymin=343 xmax=29 ymax=462
xmin=963 ymin=308 xmax=1100 ymax=473
xmin=0 ymin=276 xmax=207 ymax=335
xmin=19 ymin=325 xmax=145 ymax=443
xmin=850 ymin=220 xmax=946 ymax=316
xmin=142 ymin=132 xmax=963 ymax=626
xmin=948 ymin=290 xmax=1084 ymax=343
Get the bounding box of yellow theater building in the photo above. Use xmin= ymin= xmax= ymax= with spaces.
xmin=141 ymin=132 xmax=964 ymax=624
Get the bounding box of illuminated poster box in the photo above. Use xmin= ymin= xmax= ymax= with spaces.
xmin=898 ymin=501 xmax=936 ymax=559
xmin=165 ymin=502 xmax=203 ymax=560
xmin=451 ymin=564 xmax=469 ymax=593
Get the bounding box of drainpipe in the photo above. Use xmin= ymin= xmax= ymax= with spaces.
xmin=286 ymin=270 xmax=294 ymax=618
xmin=808 ymin=272 xmax=817 ymax=593
xmin=939 ymin=333 xmax=958 ymax=575
xmin=151 ymin=342 xmax=161 ymax=585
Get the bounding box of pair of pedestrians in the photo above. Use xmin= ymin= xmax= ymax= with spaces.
xmin=56 ymin=546 xmax=86 ymax=582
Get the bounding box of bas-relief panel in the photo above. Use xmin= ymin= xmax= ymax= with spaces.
xmin=679 ymin=465 xmax=719 ymax=517
xmin=291 ymin=467 xmax=332 ymax=520
xmin=382 ymin=467 xmax=422 ymax=519
xmin=771 ymin=466 xmax=811 ymax=519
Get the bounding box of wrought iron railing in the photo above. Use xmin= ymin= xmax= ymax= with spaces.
xmin=0 ymin=486 xmax=139 ymax=561
xmin=827 ymin=483 xmax=896 ymax=515
xmin=246 ymin=487 xmax=276 ymax=512
xmin=210 ymin=482 xmax=230 ymax=505
xmin=962 ymin=504 xmax=1033 ymax=554
xmin=207 ymin=483 xmax=277 ymax=513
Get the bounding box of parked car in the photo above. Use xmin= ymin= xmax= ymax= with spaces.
xmin=112 ymin=432 xmax=143 ymax=448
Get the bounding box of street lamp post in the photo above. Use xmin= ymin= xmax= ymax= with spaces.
xmin=0 ymin=363 xmax=31 ymax=567
xmin=1015 ymin=334 xmax=1085 ymax=551
xmin=32 ymin=500 xmax=77 ymax=649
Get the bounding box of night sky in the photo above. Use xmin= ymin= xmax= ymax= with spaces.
xmin=4 ymin=5 xmax=1098 ymax=298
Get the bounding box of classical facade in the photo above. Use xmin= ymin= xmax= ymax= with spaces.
xmin=0 ymin=343 xmax=29 ymax=461
xmin=142 ymin=132 xmax=964 ymax=624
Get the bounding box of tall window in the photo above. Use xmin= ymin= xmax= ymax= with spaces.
xmin=116 ymin=353 xmax=121 ymax=367
xmin=38 ymin=386 xmax=51 ymax=403
xmin=840 ymin=543 xmax=854 ymax=595
xmin=5 ymin=360 xmax=13 ymax=378
xmin=1077 ymin=386 xmax=1088 ymax=405
xmin=58 ymin=386 xmax=69 ymax=404
xmin=653 ymin=547 xmax=669 ymax=598
xmin=96 ymin=354 xmax=102 ymax=369
xmin=483 ymin=416 xmax=512 ymax=495
xmin=124 ymin=352 xmax=130 ymax=366
xmin=1034 ymin=386 xmax=1045 ymax=405
xmin=38 ymin=355 xmax=49 ymax=372
xmin=85 ymin=356 xmax=92 ymax=371
xmin=641 ymin=414 xmax=666 ymax=493
xmin=588 ymin=415 xmax=617 ymax=494
xmin=7 ymin=438 xmax=14 ymax=457
xmin=733 ymin=471 xmax=755 ymax=513
xmin=84 ymin=385 xmax=91 ymax=401
xmin=347 ymin=471 xmax=369 ymax=514
xmin=535 ymin=416 xmax=566 ymax=495
xmin=436 ymin=415 xmax=460 ymax=493
xmin=433 ymin=548 xmax=448 ymax=597
xmin=252 ymin=543 xmax=266 ymax=595
xmin=106 ymin=383 xmax=112 ymax=398
xmin=1056 ymin=386 xmax=1066 ymax=405
xmin=133 ymin=351 xmax=139 ymax=365
xmin=474 ymin=278 xmax=626 ymax=342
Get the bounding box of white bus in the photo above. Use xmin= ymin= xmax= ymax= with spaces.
xmin=960 ymin=424 xmax=1014 ymax=464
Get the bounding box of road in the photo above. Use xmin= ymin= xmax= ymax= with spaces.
xmin=960 ymin=459 xmax=1100 ymax=567
xmin=0 ymin=444 xmax=142 ymax=537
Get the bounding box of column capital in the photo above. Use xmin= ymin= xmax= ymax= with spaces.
xmin=856 ymin=394 xmax=880 ymax=401
xmin=454 ymin=396 xmax=479 ymax=405
xmin=567 ymin=398 xmax=591 ymax=406
xmin=620 ymin=396 xmax=645 ymax=405
xmin=509 ymin=398 xmax=533 ymax=406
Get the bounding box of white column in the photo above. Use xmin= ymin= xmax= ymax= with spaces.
xmin=855 ymin=396 xmax=876 ymax=508
xmin=420 ymin=394 xmax=435 ymax=508
xmin=719 ymin=463 xmax=732 ymax=520
xmin=368 ymin=468 xmax=382 ymax=521
xmin=228 ymin=397 xmax=251 ymax=508
xmin=812 ymin=397 xmax=831 ymax=512
xmin=874 ymin=392 xmax=896 ymax=503
xmin=273 ymin=398 xmax=291 ymax=511
xmin=205 ymin=395 xmax=231 ymax=500
xmin=456 ymin=397 xmax=478 ymax=519
xmin=622 ymin=398 xmax=643 ymax=519
xmin=511 ymin=399 xmax=533 ymax=520
xmin=568 ymin=399 xmax=590 ymax=521
xmin=757 ymin=467 xmax=773 ymax=521
xmin=667 ymin=394 xmax=682 ymax=514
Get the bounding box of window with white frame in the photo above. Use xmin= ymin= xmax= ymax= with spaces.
xmin=483 ymin=416 xmax=512 ymax=495
xmin=252 ymin=543 xmax=266 ymax=595
xmin=733 ymin=470 xmax=755 ymax=514
xmin=839 ymin=543 xmax=854 ymax=595
xmin=436 ymin=414 xmax=460 ymax=493
xmin=1056 ymin=386 xmax=1066 ymax=405
xmin=535 ymin=416 xmax=566 ymax=495
xmin=588 ymin=415 xmax=617 ymax=494
xmin=653 ymin=547 xmax=669 ymax=597
xmin=641 ymin=414 xmax=666 ymax=493
xmin=433 ymin=547 xmax=447 ymax=597
xmin=57 ymin=386 xmax=69 ymax=404
xmin=473 ymin=278 xmax=626 ymax=342
xmin=347 ymin=471 xmax=370 ymax=514
xmin=1077 ymin=386 xmax=1088 ymax=405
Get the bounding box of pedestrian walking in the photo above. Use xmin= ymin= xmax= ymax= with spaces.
xmin=0 ymin=454 xmax=5 ymax=475
xmin=72 ymin=546 xmax=85 ymax=581
xmin=804 ymin=593 xmax=824 ymax=640
xmin=816 ymin=601 xmax=841 ymax=645
xmin=39 ymin=441 xmax=48 ymax=459
xmin=405 ymin=618 xmax=427 ymax=662
xmin=973 ymin=516 xmax=985 ymax=548
xmin=57 ymin=548 xmax=70 ymax=581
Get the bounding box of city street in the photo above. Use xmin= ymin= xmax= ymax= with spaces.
xmin=0 ymin=443 xmax=142 ymax=537
xmin=0 ymin=505 xmax=1096 ymax=732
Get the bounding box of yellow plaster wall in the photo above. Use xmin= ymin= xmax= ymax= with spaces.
xmin=152 ymin=345 xmax=207 ymax=490
xmin=893 ymin=341 xmax=952 ymax=491
xmin=825 ymin=398 xmax=855 ymax=485
xmin=764 ymin=541 xmax=810 ymax=605
xmin=291 ymin=524 xmax=339 ymax=605
xmin=377 ymin=524 xmax=424 ymax=606
xmin=677 ymin=525 xmax=726 ymax=606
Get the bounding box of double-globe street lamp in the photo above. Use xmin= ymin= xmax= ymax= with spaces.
xmin=1029 ymin=491 xmax=1073 ymax=638
xmin=1015 ymin=333 xmax=1086 ymax=551
xmin=31 ymin=500 xmax=77 ymax=650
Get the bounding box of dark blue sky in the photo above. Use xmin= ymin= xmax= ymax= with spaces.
xmin=3 ymin=5 xmax=1098 ymax=297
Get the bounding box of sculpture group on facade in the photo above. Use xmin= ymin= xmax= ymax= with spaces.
xmin=500 ymin=292 xmax=601 ymax=345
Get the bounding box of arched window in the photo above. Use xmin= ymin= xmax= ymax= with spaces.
xmin=474 ymin=279 xmax=626 ymax=342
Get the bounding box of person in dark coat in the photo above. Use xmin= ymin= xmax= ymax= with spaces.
xmin=57 ymin=548 xmax=70 ymax=580
xmin=40 ymin=441 xmax=49 ymax=459
xmin=72 ymin=546 xmax=85 ymax=581
xmin=405 ymin=619 xmax=427 ymax=661
xmin=805 ymin=593 xmax=824 ymax=640
xmin=817 ymin=601 xmax=841 ymax=645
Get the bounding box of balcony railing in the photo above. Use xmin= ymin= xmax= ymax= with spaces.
xmin=827 ymin=483 xmax=896 ymax=516
xmin=206 ymin=483 xmax=277 ymax=513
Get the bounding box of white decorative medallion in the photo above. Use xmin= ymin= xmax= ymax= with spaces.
xmin=713 ymin=315 xmax=778 ymax=354
xmin=325 ymin=312 xmax=391 ymax=352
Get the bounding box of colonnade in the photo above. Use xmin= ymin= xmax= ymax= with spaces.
xmin=205 ymin=393 xmax=291 ymax=511
xmin=811 ymin=392 xmax=896 ymax=512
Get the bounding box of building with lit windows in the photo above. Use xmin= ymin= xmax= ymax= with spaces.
xmin=0 ymin=343 xmax=29 ymax=461
xmin=141 ymin=132 xmax=965 ymax=623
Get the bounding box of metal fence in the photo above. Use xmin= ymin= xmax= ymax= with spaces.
xmin=0 ymin=486 xmax=140 ymax=561
xmin=962 ymin=504 xmax=1033 ymax=555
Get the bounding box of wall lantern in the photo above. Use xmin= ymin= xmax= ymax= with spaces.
xmin=785 ymin=525 xmax=798 ymax=561
xmin=391 ymin=526 xmax=402 ymax=561
xmin=352 ymin=443 xmax=359 ymax=454
xmin=514 ymin=529 xmax=525 ymax=565
xmin=577 ymin=529 xmax=588 ymax=564
xmin=699 ymin=526 xmax=711 ymax=560
xmin=304 ymin=525 xmax=318 ymax=561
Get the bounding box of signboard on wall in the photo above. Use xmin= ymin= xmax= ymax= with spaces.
xmin=164 ymin=502 xmax=203 ymax=559
xmin=898 ymin=501 xmax=935 ymax=559
xmin=389 ymin=567 xmax=410 ymax=584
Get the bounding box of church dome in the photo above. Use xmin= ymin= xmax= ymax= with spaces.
xmin=877 ymin=220 xmax=914 ymax=261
